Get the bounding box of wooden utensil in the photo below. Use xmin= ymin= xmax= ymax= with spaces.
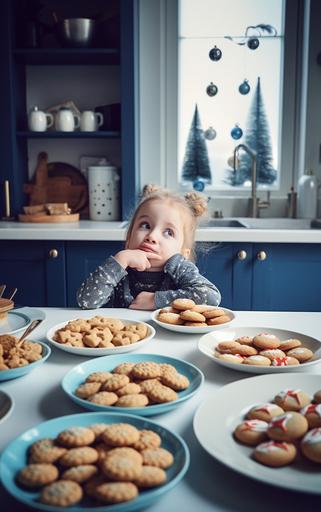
xmin=0 ymin=285 xmax=6 ymax=298
xmin=17 ymin=319 xmax=43 ymax=347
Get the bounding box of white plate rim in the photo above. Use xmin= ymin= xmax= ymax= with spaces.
xmin=151 ymin=307 xmax=235 ymax=334
xmin=193 ymin=373 xmax=321 ymax=494
xmin=198 ymin=326 xmax=321 ymax=374
xmin=0 ymin=390 xmax=14 ymax=424
xmin=0 ymin=307 xmax=46 ymax=335
xmin=46 ymin=317 xmax=156 ymax=356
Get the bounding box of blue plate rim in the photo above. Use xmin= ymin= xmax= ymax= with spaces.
xmin=61 ymin=353 xmax=204 ymax=414
xmin=0 ymin=307 xmax=46 ymax=335
xmin=0 ymin=341 xmax=51 ymax=381
xmin=0 ymin=411 xmax=190 ymax=512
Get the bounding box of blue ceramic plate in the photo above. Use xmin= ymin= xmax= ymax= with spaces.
xmin=0 ymin=307 xmax=46 ymax=335
xmin=0 ymin=411 xmax=190 ymax=512
xmin=0 ymin=341 xmax=51 ymax=382
xmin=62 ymin=353 xmax=204 ymax=416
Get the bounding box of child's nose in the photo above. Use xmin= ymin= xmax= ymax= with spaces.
xmin=145 ymin=230 xmax=157 ymax=243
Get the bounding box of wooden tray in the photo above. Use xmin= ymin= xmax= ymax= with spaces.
xmin=18 ymin=213 xmax=80 ymax=223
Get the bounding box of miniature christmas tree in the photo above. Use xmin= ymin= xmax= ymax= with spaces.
xmin=181 ymin=104 xmax=212 ymax=184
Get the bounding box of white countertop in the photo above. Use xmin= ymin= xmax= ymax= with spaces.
xmin=1 ymin=220 xmax=321 ymax=243
xmin=1 ymin=308 xmax=321 ymax=511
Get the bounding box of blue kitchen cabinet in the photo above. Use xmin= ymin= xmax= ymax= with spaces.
xmin=65 ymin=241 xmax=124 ymax=307
xmin=0 ymin=241 xmax=66 ymax=307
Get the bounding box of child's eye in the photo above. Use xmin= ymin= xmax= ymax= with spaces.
xmin=139 ymin=221 xmax=150 ymax=229
xmin=164 ymin=228 xmax=174 ymax=237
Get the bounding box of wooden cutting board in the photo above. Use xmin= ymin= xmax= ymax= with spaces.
xmin=24 ymin=152 xmax=88 ymax=213
xmin=18 ymin=213 xmax=80 ymax=223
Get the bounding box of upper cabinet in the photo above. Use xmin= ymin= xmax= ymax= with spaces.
xmin=0 ymin=0 xmax=139 ymax=220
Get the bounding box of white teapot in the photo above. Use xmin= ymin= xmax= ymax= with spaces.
xmin=55 ymin=107 xmax=80 ymax=131
xmin=28 ymin=106 xmax=53 ymax=132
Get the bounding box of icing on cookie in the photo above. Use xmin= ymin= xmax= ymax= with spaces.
xmin=252 ymin=403 xmax=280 ymax=414
xmin=271 ymin=357 xmax=288 ymax=366
xmin=256 ymin=441 xmax=289 ymax=453
xmin=270 ymin=413 xmax=292 ymax=432
xmin=302 ymin=428 xmax=321 ymax=444
xmin=239 ymin=420 xmax=268 ymax=432
xmin=301 ymin=403 xmax=321 ymax=418
xmin=277 ymin=389 xmax=302 ymax=405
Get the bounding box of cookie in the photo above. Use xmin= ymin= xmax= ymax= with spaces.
xmin=75 ymin=382 xmax=102 ymax=399
xmin=247 ymin=403 xmax=284 ymax=422
xmin=112 ymin=331 xmax=140 ymax=346
xmin=313 ymin=390 xmax=321 ymax=404
xmin=179 ymin=310 xmax=206 ymax=323
xmin=138 ymin=379 xmax=161 ymax=394
xmin=234 ymin=336 xmax=254 ymax=346
xmin=132 ymin=430 xmax=162 ymax=451
xmin=278 ymin=338 xmax=302 ymax=351
xmin=87 ymin=391 xmax=119 ymax=406
xmin=124 ymin=323 xmax=148 ymax=339
xmin=112 ymin=362 xmax=136 ymax=375
xmin=286 ymin=347 xmax=313 ymax=363
xmin=183 ymin=322 xmax=208 ymax=327
xmin=217 ymin=341 xmax=242 ymax=354
xmin=171 ymin=298 xmax=195 ymax=310
xmin=116 ymin=383 xmax=142 ymax=396
xmin=101 ymin=423 xmax=140 ymax=447
xmin=141 ymin=447 xmax=174 ymax=468
xmin=61 ymin=465 xmax=98 ymax=483
xmin=116 ymin=394 xmax=149 ymax=407
xmin=131 ymin=362 xmax=162 ymax=380
xmin=215 ymin=353 xmax=244 ymax=364
xmin=300 ymin=427 xmax=321 ymax=463
xmin=192 ymin=304 xmax=213 ymax=313
xmin=157 ymin=312 xmax=183 ymax=325
xmin=102 ymin=374 xmax=130 ymax=391
xmin=57 ymin=427 xmax=95 ymax=447
xmin=90 ymin=316 xmax=123 ymax=331
xmin=59 ymin=447 xmax=99 ymax=467
xmin=253 ymin=441 xmax=297 ymax=467
xmin=300 ymin=403 xmax=321 ymax=428
xmin=259 ymin=349 xmax=286 ymax=361
xmin=86 ymin=371 xmax=113 ymax=383
xmin=271 ymin=356 xmax=300 ymax=367
xmin=230 ymin=344 xmax=257 ymax=357
xmin=134 ymin=466 xmax=166 ymax=487
xmin=88 ymin=423 xmax=108 ymax=440
xmin=94 ymin=482 xmax=138 ymax=504
xmin=202 ymin=308 xmax=226 ymax=319
xmin=101 ymin=452 xmax=142 ymax=481
xmin=106 ymin=447 xmax=143 ymax=464
xmin=267 ymin=411 xmax=308 ymax=441
xmin=234 ymin=420 xmax=268 ymax=446
xmin=161 ymin=372 xmax=190 ymax=391
xmin=28 ymin=439 xmax=67 ymax=464
xmin=242 ymin=355 xmax=271 ymax=366
xmin=207 ymin=315 xmax=230 ymax=325
xmin=252 ymin=333 xmax=280 ymax=350
xmin=274 ymin=389 xmax=311 ymax=411
xmin=147 ymin=384 xmax=178 ymax=403
xmin=17 ymin=463 xmax=59 ymax=487
xmin=40 ymin=480 xmax=83 ymax=507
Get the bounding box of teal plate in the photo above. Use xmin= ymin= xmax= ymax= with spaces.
xmin=62 ymin=353 xmax=204 ymax=416
xmin=0 ymin=411 xmax=190 ymax=512
xmin=0 ymin=341 xmax=51 ymax=381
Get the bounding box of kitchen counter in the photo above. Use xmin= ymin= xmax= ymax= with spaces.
xmin=1 ymin=308 xmax=321 ymax=511
xmin=1 ymin=220 xmax=321 ymax=243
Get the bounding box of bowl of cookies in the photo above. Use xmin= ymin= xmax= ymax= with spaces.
xmin=0 ymin=334 xmax=51 ymax=381
xmin=46 ymin=316 xmax=156 ymax=356
xmin=62 ymin=353 xmax=204 ymax=416
xmin=198 ymin=326 xmax=321 ymax=374
xmin=152 ymin=299 xmax=235 ymax=334
xmin=0 ymin=411 xmax=190 ymax=510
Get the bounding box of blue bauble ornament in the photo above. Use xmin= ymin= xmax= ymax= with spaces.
xmin=206 ymin=82 xmax=218 ymax=97
xmin=193 ymin=179 xmax=205 ymax=192
xmin=209 ymin=45 xmax=222 ymax=61
xmin=239 ymin=79 xmax=250 ymax=95
xmin=231 ymin=124 xmax=243 ymax=140
xmin=204 ymin=127 xmax=217 ymax=140
xmin=247 ymin=37 xmax=260 ymax=50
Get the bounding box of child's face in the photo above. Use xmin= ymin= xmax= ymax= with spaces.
xmin=127 ymin=200 xmax=189 ymax=269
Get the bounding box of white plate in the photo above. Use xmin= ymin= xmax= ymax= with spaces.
xmin=0 ymin=307 xmax=46 ymax=335
xmin=46 ymin=318 xmax=156 ymax=356
xmin=0 ymin=391 xmax=14 ymax=424
xmin=151 ymin=307 xmax=235 ymax=334
xmin=198 ymin=326 xmax=321 ymax=373
xmin=194 ymin=373 xmax=321 ymax=494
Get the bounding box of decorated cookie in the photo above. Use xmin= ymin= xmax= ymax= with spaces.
xmin=234 ymin=336 xmax=254 ymax=346
xmin=247 ymin=403 xmax=284 ymax=422
xmin=300 ymin=403 xmax=321 ymax=428
xmin=234 ymin=419 xmax=268 ymax=446
xmin=242 ymin=355 xmax=271 ymax=366
xmin=313 ymin=390 xmax=321 ymax=404
xmin=267 ymin=411 xmax=308 ymax=441
xmin=278 ymin=338 xmax=302 ymax=351
xmin=274 ymin=389 xmax=311 ymax=411
xmin=286 ymin=347 xmax=313 ymax=363
xmin=215 ymin=353 xmax=244 ymax=364
xmin=252 ymin=333 xmax=280 ymax=350
xmin=253 ymin=441 xmax=297 ymax=467
xmin=300 ymin=427 xmax=321 ymax=463
xmin=259 ymin=349 xmax=286 ymax=361
xmin=270 ymin=356 xmax=300 ymax=367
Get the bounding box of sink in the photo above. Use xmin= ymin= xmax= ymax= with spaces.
xmin=240 ymin=218 xmax=314 ymax=229
xmin=199 ymin=219 xmax=247 ymax=228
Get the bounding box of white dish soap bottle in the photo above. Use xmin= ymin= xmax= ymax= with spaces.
xmin=297 ymin=169 xmax=318 ymax=219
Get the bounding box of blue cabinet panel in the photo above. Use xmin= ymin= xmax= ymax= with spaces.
xmin=66 ymin=241 xmax=124 ymax=307
xmin=0 ymin=241 xmax=66 ymax=307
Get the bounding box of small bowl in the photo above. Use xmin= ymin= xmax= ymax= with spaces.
xmin=58 ymin=18 xmax=95 ymax=48
xmin=0 ymin=341 xmax=51 ymax=382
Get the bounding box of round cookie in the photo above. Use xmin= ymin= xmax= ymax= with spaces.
xmin=234 ymin=419 xmax=268 ymax=446
xmin=40 ymin=480 xmax=83 ymax=507
xmin=102 ymin=374 xmax=130 ymax=391
xmin=88 ymin=392 xmax=119 ymax=406
xmin=274 ymin=389 xmax=311 ymax=411
xmin=259 ymin=349 xmax=286 ymax=361
xmin=314 ymin=390 xmax=321 ymax=404
xmin=17 ymin=463 xmax=59 ymax=487
xmin=131 ymin=362 xmax=162 ymax=380
xmin=271 ymin=356 xmax=300 ymax=367
xmin=59 ymin=447 xmax=99 ymax=467
xmin=28 ymin=439 xmax=67 ymax=464
xmin=157 ymin=313 xmax=184 ymax=325
xmin=171 ymin=298 xmax=195 ymax=310
xmin=179 ymin=310 xmax=206 ymax=323
xmin=252 ymin=333 xmax=280 ymax=350
xmin=61 ymin=465 xmax=98 ymax=483
xmin=75 ymin=382 xmax=102 ymax=399
xmin=247 ymin=403 xmax=284 ymax=422
xmin=95 ymin=482 xmax=138 ymax=504
xmin=192 ymin=304 xmax=214 ymax=313
xmin=207 ymin=315 xmax=230 ymax=326
xmin=286 ymin=347 xmax=313 ymax=363
xmin=202 ymin=308 xmax=226 ymax=319
xmin=57 ymin=427 xmax=95 ymax=447
xmin=134 ymin=466 xmax=166 ymax=488
xmin=116 ymin=383 xmax=142 ymax=396
xmin=116 ymin=394 xmax=149 ymax=408
xmin=146 ymin=384 xmax=178 ymax=403
xmin=215 ymin=353 xmax=244 ymax=365
xmin=86 ymin=371 xmax=113 ymax=383
xmin=141 ymin=447 xmax=174 ymax=468
xmin=132 ymin=430 xmax=161 ymax=451
xmin=234 ymin=336 xmax=254 ymax=346
xmin=300 ymin=403 xmax=321 ymax=428
xmin=101 ymin=452 xmax=142 ymax=481
xmin=161 ymin=372 xmax=190 ymax=391
xmin=253 ymin=441 xmax=297 ymax=467
xmin=230 ymin=344 xmax=257 ymax=357
xmin=301 ymin=427 xmax=321 ymax=463
xmin=267 ymin=411 xmax=308 ymax=441
xmin=278 ymin=338 xmax=302 ymax=351
xmin=101 ymin=423 xmax=140 ymax=447
xmin=217 ymin=341 xmax=242 ymax=354
xmin=242 ymin=355 xmax=271 ymax=366
xmin=113 ymin=362 xmax=136 ymax=375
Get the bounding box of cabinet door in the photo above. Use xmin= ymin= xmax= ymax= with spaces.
xmin=196 ymin=242 xmax=252 ymax=309
xmin=0 ymin=241 xmax=66 ymax=307
xmin=252 ymin=243 xmax=321 ymax=311
xmin=66 ymin=241 xmax=124 ymax=307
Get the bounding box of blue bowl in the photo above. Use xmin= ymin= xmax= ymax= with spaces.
xmin=0 ymin=341 xmax=51 ymax=381
xmin=0 ymin=411 xmax=190 ymax=512
xmin=62 ymin=353 xmax=204 ymax=416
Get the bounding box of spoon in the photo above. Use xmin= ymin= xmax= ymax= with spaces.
xmin=17 ymin=319 xmax=43 ymax=347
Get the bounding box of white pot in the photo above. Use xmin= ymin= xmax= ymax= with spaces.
xmin=88 ymin=165 xmax=120 ymax=221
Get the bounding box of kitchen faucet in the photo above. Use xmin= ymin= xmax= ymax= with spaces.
xmin=233 ymin=144 xmax=270 ymax=217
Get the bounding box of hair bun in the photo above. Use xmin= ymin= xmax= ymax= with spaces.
xmin=141 ymin=184 xmax=161 ymax=197
xmin=184 ymin=192 xmax=208 ymax=217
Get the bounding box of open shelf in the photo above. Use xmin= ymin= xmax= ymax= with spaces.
xmin=13 ymin=48 xmax=120 ymax=65
xmin=16 ymin=131 xmax=121 ymax=139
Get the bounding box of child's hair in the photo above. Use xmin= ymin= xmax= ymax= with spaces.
xmin=126 ymin=184 xmax=208 ymax=261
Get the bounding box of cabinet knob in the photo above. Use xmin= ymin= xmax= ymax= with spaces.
xmin=237 ymin=250 xmax=247 ymax=261
xmin=49 ymin=249 xmax=59 ymax=259
xmin=257 ymin=250 xmax=267 ymax=261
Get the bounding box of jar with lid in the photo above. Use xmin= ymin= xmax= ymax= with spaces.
xmin=297 ymin=169 xmax=318 ymax=219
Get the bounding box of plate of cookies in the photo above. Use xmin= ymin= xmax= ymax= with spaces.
xmin=194 ymin=373 xmax=321 ymax=494
xmin=0 ymin=336 xmax=51 ymax=382
xmin=62 ymin=353 xmax=204 ymax=416
xmin=152 ymin=299 xmax=235 ymax=334
xmin=0 ymin=411 xmax=190 ymax=511
xmin=198 ymin=326 xmax=321 ymax=373
xmin=46 ymin=316 xmax=156 ymax=356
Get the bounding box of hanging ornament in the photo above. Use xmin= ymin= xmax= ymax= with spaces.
xmin=193 ymin=179 xmax=205 ymax=192
xmin=206 ymin=82 xmax=218 ymax=97
xmin=208 ymin=45 xmax=222 ymax=61
xmin=231 ymin=124 xmax=243 ymax=140
xmin=239 ymin=79 xmax=250 ymax=95
xmin=204 ymin=127 xmax=217 ymax=140
xmin=247 ymin=37 xmax=260 ymax=50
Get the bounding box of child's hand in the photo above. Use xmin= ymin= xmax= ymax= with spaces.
xmin=129 ymin=292 xmax=156 ymax=310
xmin=114 ymin=249 xmax=162 ymax=271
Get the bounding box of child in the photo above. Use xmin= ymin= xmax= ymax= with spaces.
xmin=77 ymin=185 xmax=221 ymax=310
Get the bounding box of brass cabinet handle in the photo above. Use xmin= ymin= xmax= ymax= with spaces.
xmin=49 ymin=249 xmax=59 ymax=259
xmin=257 ymin=250 xmax=267 ymax=261
xmin=237 ymin=250 xmax=247 ymax=261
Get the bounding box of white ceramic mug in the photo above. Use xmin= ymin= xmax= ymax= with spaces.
xmin=55 ymin=107 xmax=80 ymax=131
xmin=28 ymin=107 xmax=54 ymax=132
xmin=80 ymin=110 xmax=104 ymax=131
